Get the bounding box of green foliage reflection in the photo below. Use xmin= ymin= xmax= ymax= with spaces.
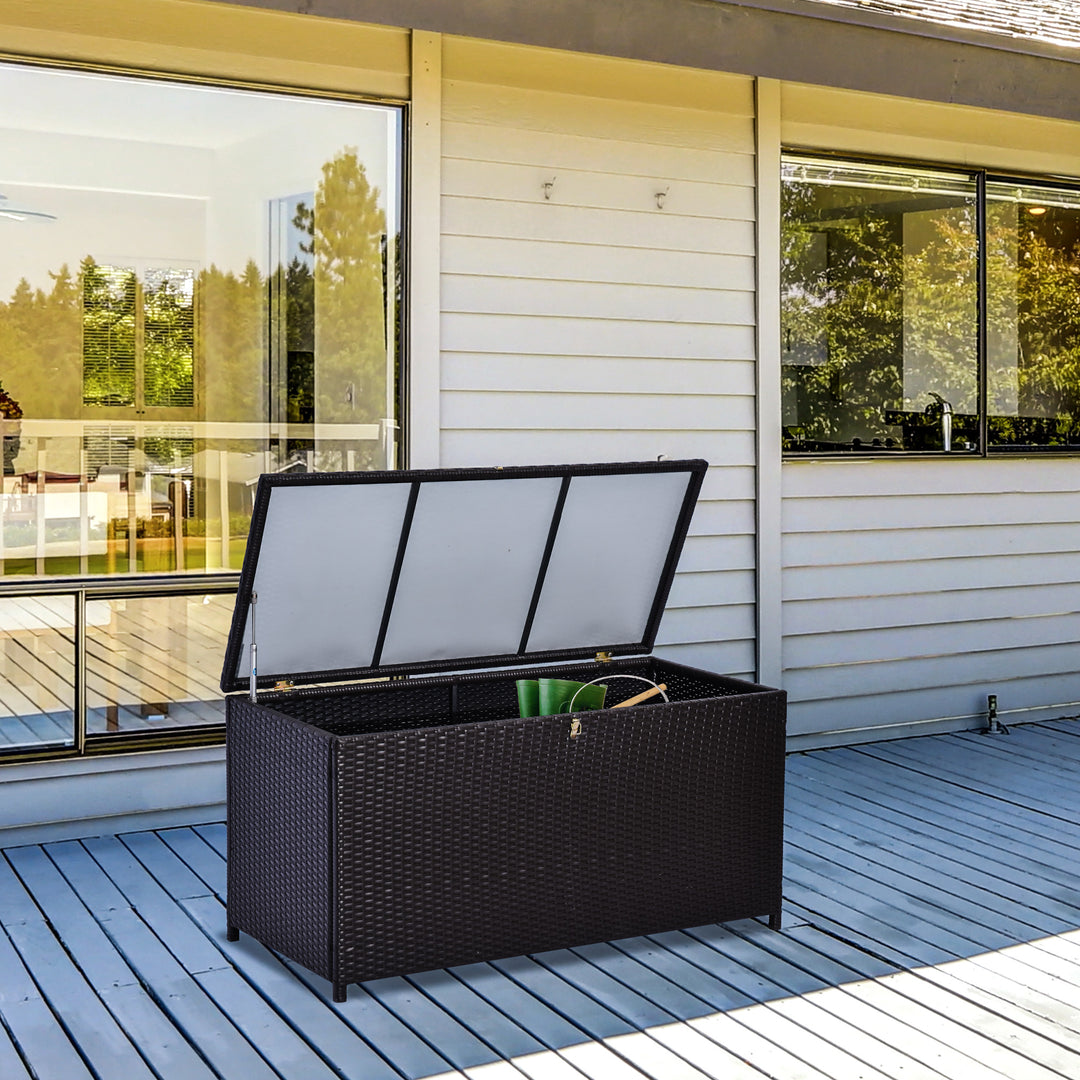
xmin=782 ymin=160 xmax=1080 ymax=452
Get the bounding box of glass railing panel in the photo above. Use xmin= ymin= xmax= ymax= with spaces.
xmin=85 ymin=591 xmax=233 ymax=735
xmin=0 ymin=594 xmax=75 ymax=751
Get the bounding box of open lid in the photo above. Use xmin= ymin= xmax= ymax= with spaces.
xmin=220 ymin=459 xmax=707 ymax=693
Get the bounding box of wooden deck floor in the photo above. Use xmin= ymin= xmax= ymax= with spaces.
xmin=4 ymin=718 xmax=1080 ymax=1079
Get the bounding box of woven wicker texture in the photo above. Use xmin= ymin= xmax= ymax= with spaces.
xmin=226 ymin=698 xmax=336 ymax=979
xmin=272 ymin=658 xmax=754 ymax=733
xmin=229 ymin=659 xmax=785 ymax=990
xmin=233 ymin=659 xmax=783 ymax=988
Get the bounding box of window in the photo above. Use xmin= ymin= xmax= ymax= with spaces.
xmin=0 ymin=59 xmax=405 ymax=757
xmin=986 ymin=181 xmax=1080 ymax=449
xmin=781 ymin=153 xmax=1080 ymax=454
xmin=82 ymin=262 xmax=196 ymax=409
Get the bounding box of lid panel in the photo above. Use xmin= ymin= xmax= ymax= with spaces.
xmin=221 ymin=459 xmax=707 ymax=692
xmin=234 ymin=482 xmax=411 ymax=679
xmin=379 ymin=476 xmax=563 ymax=666
xmin=525 ymin=470 xmax=695 ymax=653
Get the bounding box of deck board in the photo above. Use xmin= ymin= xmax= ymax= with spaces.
xmin=4 ymin=719 xmax=1080 ymax=1078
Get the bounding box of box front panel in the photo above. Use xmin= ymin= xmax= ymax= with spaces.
xmin=333 ymin=669 xmax=785 ymax=983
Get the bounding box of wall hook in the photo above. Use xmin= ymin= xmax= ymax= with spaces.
xmin=655 ymin=187 xmax=670 ymax=210
xmin=542 ymin=176 xmax=556 ymax=200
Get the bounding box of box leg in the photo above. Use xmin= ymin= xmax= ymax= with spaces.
xmin=226 ymin=924 xmax=239 ymax=942
xmin=768 ymin=910 xmax=782 ymax=931
xmin=333 ymin=981 xmax=348 ymax=1004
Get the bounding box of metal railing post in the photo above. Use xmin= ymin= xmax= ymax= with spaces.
xmin=74 ymin=587 xmax=87 ymax=753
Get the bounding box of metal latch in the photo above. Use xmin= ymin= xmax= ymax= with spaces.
xmin=569 ymin=718 xmax=583 ymax=739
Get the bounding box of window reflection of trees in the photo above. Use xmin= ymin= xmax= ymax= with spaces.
xmin=0 ymin=149 xmax=401 ymax=575
xmin=782 ymin=161 xmax=1080 ymax=453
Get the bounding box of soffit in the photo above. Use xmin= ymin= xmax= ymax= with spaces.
xmin=208 ymin=0 xmax=1080 ymax=123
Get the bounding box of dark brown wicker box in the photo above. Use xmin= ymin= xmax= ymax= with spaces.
xmin=221 ymin=461 xmax=786 ymax=1002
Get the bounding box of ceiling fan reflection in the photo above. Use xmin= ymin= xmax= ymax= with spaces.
xmin=0 ymin=193 xmax=57 ymax=222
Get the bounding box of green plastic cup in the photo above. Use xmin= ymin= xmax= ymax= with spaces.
xmin=538 ymin=677 xmax=607 ymax=715
xmin=515 ymin=679 xmax=540 ymax=718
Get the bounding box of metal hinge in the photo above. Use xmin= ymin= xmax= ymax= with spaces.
xmin=274 ymin=680 xmax=295 ymax=693
xmin=595 ymin=651 xmax=613 ymax=663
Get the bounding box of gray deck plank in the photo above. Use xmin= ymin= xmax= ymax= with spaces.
xmin=871 ymin=968 xmax=1075 ymax=1080
xmin=281 ymin=962 xmax=471 ymax=1080
xmin=489 ymin=954 xmax=726 ymax=1079
xmin=2 ymin=853 xmax=190 ymax=1080
xmin=783 ymin=801 xmax=1076 ymax=938
xmin=675 ymin=925 xmax=959 ymax=1080
xmin=181 ymin=894 xmax=407 ymax=1080
xmin=0 ymin=923 xmax=96 ymax=1080
xmin=194 ymin=820 xmax=227 ymax=853
xmin=919 ymin=954 xmax=1080 ymax=1049
xmin=94 ymin=832 xmax=386 ymax=1080
xmin=8 ymin=719 xmax=1080 ymax=1079
xmin=363 ymin=975 xmax=528 ymax=1075
xmin=854 ymin=739 xmax=1080 ymax=822
xmin=778 ymin=925 xmax=1025 ymax=1080
xmin=159 ymin=826 xmax=228 ymax=896
xmin=881 ymin=733 xmax=1080 ymax=805
xmin=531 ymin=944 xmax=836 ymax=1080
xmin=83 ymin=836 xmax=232 ymax=975
xmin=156 ymin=827 xmax=464 ymax=1080
xmin=783 ymin=849 xmax=995 ymax=958
xmin=408 ymin=969 xmax=551 ymax=1061
xmin=3 ymin=916 xmax=160 ymax=1080
xmin=132 ymin=833 xmax=412 ymax=1080
xmin=731 ymin=922 xmax=1080 ymax=1080
xmin=565 ymin=937 xmax=896 ymax=1080
xmin=0 ymin=1018 xmax=32 ymax=1080
xmin=448 ymin=962 xmax=652 ymax=1079
xmin=611 ymin=934 xmax=759 ymax=1012
xmin=788 ymin=752 xmax=1080 ymax=895
xmin=46 ymin=839 xmax=283 ymax=1080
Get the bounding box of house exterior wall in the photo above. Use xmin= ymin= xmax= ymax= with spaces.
xmin=435 ymin=39 xmax=760 ymax=678
xmin=0 ymin=0 xmax=411 ymax=842
xmin=777 ymin=83 xmax=1080 ymax=746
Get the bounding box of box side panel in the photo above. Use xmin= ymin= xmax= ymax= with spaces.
xmin=226 ymin=697 xmax=333 ymax=980
xmin=333 ymin=675 xmax=785 ymax=983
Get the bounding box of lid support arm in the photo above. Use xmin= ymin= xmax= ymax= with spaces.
xmin=248 ymin=591 xmax=258 ymax=702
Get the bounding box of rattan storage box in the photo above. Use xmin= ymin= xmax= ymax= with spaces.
xmin=221 ymin=460 xmax=786 ymax=1002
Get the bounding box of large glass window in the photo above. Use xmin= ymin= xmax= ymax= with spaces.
xmin=782 ymin=154 xmax=1080 ymax=455
xmin=0 ymin=62 xmax=404 ymax=577
xmin=782 ymin=156 xmax=979 ymax=453
xmin=0 ymin=61 xmax=404 ymax=757
xmin=986 ymin=181 xmax=1080 ymax=449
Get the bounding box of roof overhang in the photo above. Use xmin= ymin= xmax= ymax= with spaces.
xmin=211 ymin=0 xmax=1080 ymax=123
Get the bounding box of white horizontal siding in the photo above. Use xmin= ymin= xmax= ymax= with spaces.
xmin=777 ymin=83 xmax=1080 ymax=743
xmin=441 ymin=276 xmax=755 ymax=325
xmin=0 ymin=746 xmax=225 ymax=847
xmin=782 ymin=458 xmax=1080 ymax=740
xmin=440 ymin=43 xmax=758 ymax=675
xmin=440 ymin=313 xmax=756 ymax=361
xmin=442 ymin=235 xmax=754 ymax=288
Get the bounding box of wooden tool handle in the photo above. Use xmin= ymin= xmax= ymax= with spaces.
xmin=611 ymin=683 xmax=667 ymax=709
